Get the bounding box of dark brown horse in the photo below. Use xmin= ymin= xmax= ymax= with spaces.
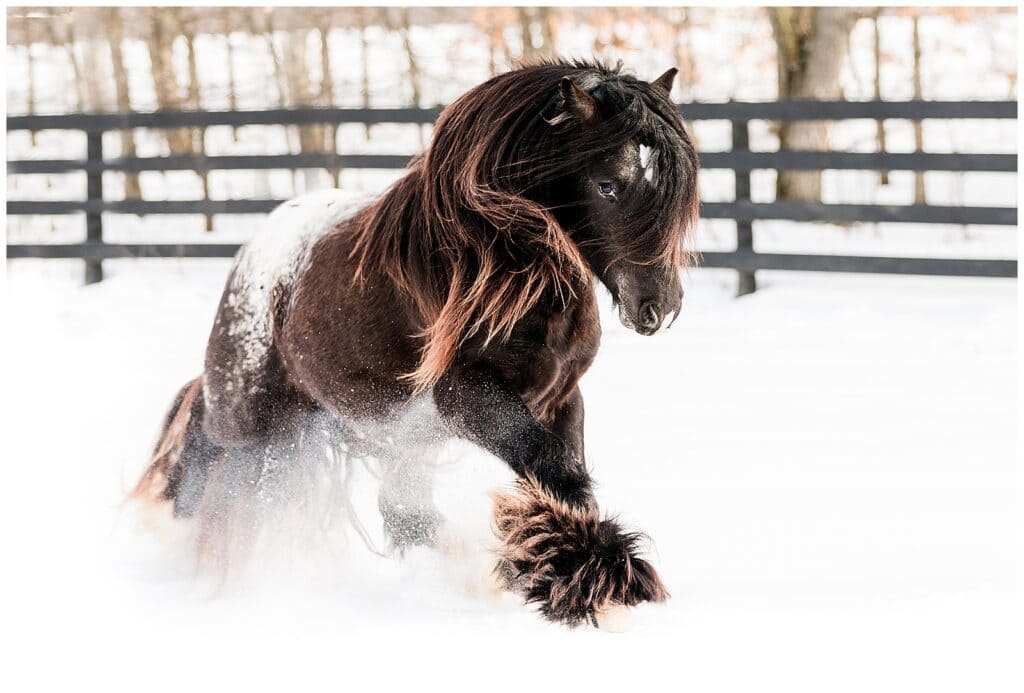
xmin=135 ymin=59 xmax=700 ymax=627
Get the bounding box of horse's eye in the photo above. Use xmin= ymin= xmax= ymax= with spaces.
xmin=597 ymin=182 xmax=617 ymax=199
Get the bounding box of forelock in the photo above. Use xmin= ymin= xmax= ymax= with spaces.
xmin=571 ymin=75 xmax=699 ymax=267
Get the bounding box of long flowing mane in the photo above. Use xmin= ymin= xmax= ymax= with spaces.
xmin=348 ymin=59 xmax=699 ymax=390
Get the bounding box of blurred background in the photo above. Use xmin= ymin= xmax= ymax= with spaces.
xmin=4 ymin=6 xmax=1018 ymax=285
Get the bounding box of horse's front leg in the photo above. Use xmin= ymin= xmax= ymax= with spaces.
xmin=433 ymin=365 xmax=594 ymax=509
xmin=436 ymin=366 xmax=666 ymax=626
xmin=547 ymin=385 xmax=585 ymax=470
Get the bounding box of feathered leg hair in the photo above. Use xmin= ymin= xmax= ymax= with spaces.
xmin=492 ymin=476 xmax=668 ymax=627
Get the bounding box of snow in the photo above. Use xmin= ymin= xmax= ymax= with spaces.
xmin=2 ymin=257 xmax=1017 ymax=691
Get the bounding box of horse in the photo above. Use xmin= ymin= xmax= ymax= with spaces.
xmin=133 ymin=59 xmax=700 ymax=627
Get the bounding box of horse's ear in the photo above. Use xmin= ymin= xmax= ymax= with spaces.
xmin=651 ymin=67 xmax=678 ymax=94
xmin=552 ymin=76 xmax=599 ymax=126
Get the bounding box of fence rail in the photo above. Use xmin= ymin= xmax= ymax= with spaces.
xmin=6 ymin=99 xmax=1016 ymax=131
xmin=6 ymin=100 xmax=1018 ymax=289
xmin=8 ymin=151 xmax=1018 ymax=175
xmin=5 ymin=199 xmax=1015 ymax=227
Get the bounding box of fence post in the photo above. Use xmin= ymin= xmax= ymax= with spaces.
xmin=84 ymin=129 xmax=103 ymax=284
xmin=731 ymin=119 xmax=756 ymax=296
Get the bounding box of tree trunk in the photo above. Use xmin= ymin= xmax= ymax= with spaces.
xmin=393 ymin=8 xmax=425 ymax=148
xmin=76 ymin=19 xmax=114 ymax=111
xmin=242 ymin=9 xmax=282 ymax=199
xmin=149 ymin=10 xmax=187 ymax=151
xmin=486 ymin=24 xmax=499 ymax=76
xmin=666 ymin=7 xmax=698 ymax=147
xmin=24 ymin=17 xmax=37 ymax=145
xmin=173 ymin=8 xmax=213 ymax=229
xmin=224 ymin=9 xmax=239 ymax=142
xmin=518 ymin=8 xmax=538 ymax=61
xmin=242 ymin=9 xmax=288 ymax=107
xmin=873 ymin=9 xmax=888 ymax=185
xmin=105 ymin=8 xmax=141 ymax=199
xmin=671 ymin=8 xmax=697 ymax=99
xmin=247 ymin=9 xmax=305 ymax=195
xmin=44 ymin=9 xmax=87 ymax=111
xmin=490 ymin=13 xmax=512 ymax=74
xmin=537 ymin=7 xmax=556 ymax=55
xmin=319 ymin=22 xmax=340 ymax=187
xmin=911 ymin=12 xmax=926 ymax=204
xmin=768 ymin=7 xmax=861 ymax=201
xmin=280 ymin=27 xmax=322 ymax=192
xmin=359 ymin=9 xmax=373 ymax=140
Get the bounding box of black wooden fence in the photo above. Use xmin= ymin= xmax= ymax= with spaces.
xmin=6 ymin=100 xmax=1018 ymax=291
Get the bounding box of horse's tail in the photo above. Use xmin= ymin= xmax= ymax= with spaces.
xmin=132 ymin=375 xmax=222 ymax=517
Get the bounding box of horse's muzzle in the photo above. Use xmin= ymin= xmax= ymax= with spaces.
xmin=626 ymin=297 xmax=680 ymax=336
xmin=604 ymin=263 xmax=683 ymax=336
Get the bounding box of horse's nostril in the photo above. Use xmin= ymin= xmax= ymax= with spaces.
xmin=639 ymin=302 xmax=660 ymax=329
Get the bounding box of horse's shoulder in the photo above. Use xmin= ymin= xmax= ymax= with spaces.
xmin=502 ymin=288 xmax=600 ymax=421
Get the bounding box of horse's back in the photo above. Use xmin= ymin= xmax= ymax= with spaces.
xmin=237 ymin=189 xmax=370 ymax=285
xmin=202 ymin=189 xmax=371 ymax=444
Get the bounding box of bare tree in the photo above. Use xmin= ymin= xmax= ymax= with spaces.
xmin=245 ymin=8 xmax=289 ymax=106
xmin=75 ymin=13 xmax=114 ymax=111
xmin=105 ymin=7 xmax=141 ymax=199
xmin=537 ymin=7 xmax=556 ymax=55
xmin=278 ymin=24 xmax=323 ymax=191
xmin=386 ymin=7 xmax=426 ymax=147
xmin=41 ymin=8 xmax=87 ymax=111
xmin=471 ymin=8 xmax=513 ymax=75
xmin=174 ymin=7 xmax=214 ymax=229
xmin=242 ymin=8 xmax=287 ymax=199
xmin=669 ymin=8 xmax=697 ymax=99
xmin=768 ymin=7 xmax=863 ymax=200
xmin=223 ymin=9 xmax=239 ymax=142
xmin=319 ymin=19 xmax=340 ymax=186
xmin=22 ymin=15 xmax=37 ymax=144
xmin=358 ymin=8 xmax=374 ymax=140
xmin=910 ymin=10 xmax=926 ymax=203
xmin=148 ymin=8 xmax=216 ymax=226
xmin=518 ymin=8 xmax=538 ymax=61
xmin=872 ymin=9 xmax=889 ymax=186
xmin=148 ymin=9 xmax=186 ymax=146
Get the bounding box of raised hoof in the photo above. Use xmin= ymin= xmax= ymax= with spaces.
xmin=491 ymin=476 xmax=668 ymax=627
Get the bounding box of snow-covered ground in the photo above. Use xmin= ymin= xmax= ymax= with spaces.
xmin=2 ymin=256 xmax=1017 ymax=691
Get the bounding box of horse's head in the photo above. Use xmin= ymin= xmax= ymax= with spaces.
xmin=543 ymin=66 xmax=699 ymax=335
xmin=383 ymin=61 xmax=700 ymax=387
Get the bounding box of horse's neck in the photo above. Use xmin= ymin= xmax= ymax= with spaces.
xmin=535 ymin=277 xmax=600 ymax=336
